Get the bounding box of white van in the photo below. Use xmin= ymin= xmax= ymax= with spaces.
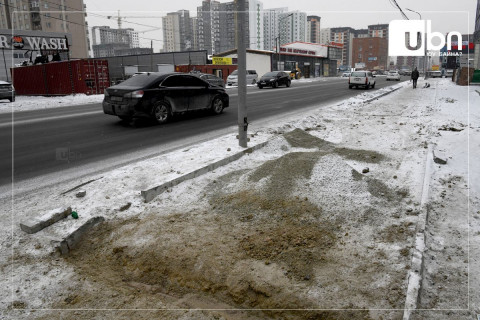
xmin=227 ymin=70 xmax=258 ymax=86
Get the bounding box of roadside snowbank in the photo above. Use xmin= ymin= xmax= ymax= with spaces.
xmin=0 ymin=94 xmax=104 ymax=114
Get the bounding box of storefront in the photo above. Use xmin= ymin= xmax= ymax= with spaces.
xmin=273 ymin=42 xmax=342 ymax=77
xmin=0 ymin=29 xmax=72 ymax=82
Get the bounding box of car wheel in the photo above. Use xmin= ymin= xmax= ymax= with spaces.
xmin=118 ymin=116 xmax=132 ymax=122
xmin=365 ymin=84 xmax=370 ymax=89
xmin=152 ymin=101 xmax=171 ymax=124
xmin=211 ymin=96 xmax=224 ymax=115
xmin=349 ymin=85 xmax=353 ymax=89
xmin=286 ymin=80 xmax=291 ymax=87
xmin=8 ymin=96 xmax=15 ymax=102
xmin=258 ymin=85 xmax=263 ymax=89
xmin=272 ymin=81 xmax=277 ymax=88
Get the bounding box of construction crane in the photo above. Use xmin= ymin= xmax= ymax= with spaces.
xmin=107 ymin=10 xmax=162 ymax=30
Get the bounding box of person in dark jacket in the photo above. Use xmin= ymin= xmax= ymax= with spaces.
xmin=411 ymin=67 xmax=420 ymax=89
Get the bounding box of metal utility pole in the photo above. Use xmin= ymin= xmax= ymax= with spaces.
xmin=236 ymin=0 xmax=248 ymax=147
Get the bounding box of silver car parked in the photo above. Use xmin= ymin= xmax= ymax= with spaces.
xmin=226 ymin=70 xmax=258 ymax=86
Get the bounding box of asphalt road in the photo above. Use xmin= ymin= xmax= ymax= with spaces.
xmin=0 ymin=76 xmax=408 ymax=186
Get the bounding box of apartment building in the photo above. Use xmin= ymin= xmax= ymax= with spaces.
xmin=319 ymin=28 xmax=331 ymax=45
xmin=263 ymin=7 xmax=288 ymax=51
xmin=0 ymin=0 xmax=88 ymax=58
xmin=162 ymin=10 xmax=194 ymax=52
xmin=306 ymin=15 xmax=320 ymax=44
xmin=330 ymin=27 xmax=355 ymax=67
xmin=197 ymin=0 xmax=221 ymax=55
xmin=278 ymin=11 xmax=307 ymax=46
xmin=352 ymin=37 xmax=388 ymax=70
xmin=92 ymin=26 xmax=140 ymax=57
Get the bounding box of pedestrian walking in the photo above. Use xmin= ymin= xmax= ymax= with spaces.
xmin=411 ymin=67 xmax=420 ymax=89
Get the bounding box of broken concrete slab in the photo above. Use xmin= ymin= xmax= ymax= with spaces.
xmin=20 ymin=207 xmax=72 ymax=234
xmin=433 ymin=151 xmax=448 ymax=165
xmin=75 ymin=190 xmax=86 ymax=198
xmin=55 ymin=216 xmax=105 ymax=255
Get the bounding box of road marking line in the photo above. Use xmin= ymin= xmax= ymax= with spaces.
xmin=0 ymin=110 xmax=102 ymax=128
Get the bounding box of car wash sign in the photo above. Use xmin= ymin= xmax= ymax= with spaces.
xmin=0 ymin=31 xmax=69 ymax=51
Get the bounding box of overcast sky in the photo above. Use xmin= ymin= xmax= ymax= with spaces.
xmin=83 ymin=0 xmax=477 ymax=51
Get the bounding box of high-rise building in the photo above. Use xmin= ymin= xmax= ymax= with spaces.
xmin=263 ymin=7 xmax=288 ymax=51
xmin=0 ymin=0 xmax=89 ymax=58
xmin=331 ymin=27 xmax=356 ymax=67
xmin=162 ymin=13 xmax=181 ymax=52
xmin=278 ymin=11 xmax=307 ymax=46
xmin=92 ymin=26 xmax=141 ymax=57
xmin=162 ymin=10 xmax=193 ymax=52
xmin=197 ymin=0 xmax=221 ymax=55
xmin=248 ymin=0 xmax=264 ymax=50
xmin=191 ymin=17 xmax=199 ymax=51
xmin=319 ymin=28 xmax=331 ymax=45
xmin=306 ymin=16 xmax=321 ymax=44
xmin=368 ymin=24 xmax=389 ymax=39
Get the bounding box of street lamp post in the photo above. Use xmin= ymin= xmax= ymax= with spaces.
xmin=406 ymin=8 xmax=427 ymax=79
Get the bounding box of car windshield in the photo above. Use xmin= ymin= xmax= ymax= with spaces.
xmin=351 ymin=72 xmax=366 ymax=77
xmin=263 ymin=72 xmax=279 ymax=77
xmin=230 ymin=70 xmax=238 ymax=75
xmin=120 ymin=73 xmax=164 ymax=87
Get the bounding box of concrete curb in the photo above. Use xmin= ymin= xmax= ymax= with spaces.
xmin=20 ymin=207 xmax=72 ymax=234
xmin=403 ymin=145 xmax=433 ymax=320
xmin=141 ymin=141 xmax=269 ymax=203
xmin=364 ymin=85 xmax=403 ymax=104
xmin=54 ymin=216 xmax=105 ymax=255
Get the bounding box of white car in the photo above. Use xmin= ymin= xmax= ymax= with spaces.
xmin=342 ymin=72 xmax=351 ymax=77
xmin=348 ymin=71 xmax=376 ymax=89
xmin=226 ymin=70 xmax=258 ymax=86
xmin=386 ymin=71 xmax=400 ymax=81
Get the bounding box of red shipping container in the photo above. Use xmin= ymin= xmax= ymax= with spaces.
xmin=11 ymin=59 xmax=110 ymax=96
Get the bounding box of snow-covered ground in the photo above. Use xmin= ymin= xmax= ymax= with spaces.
xmin=0 ymin=94 xmax=104 ymax=114
xmin=1 ymin=79 xmax=478 ymax=319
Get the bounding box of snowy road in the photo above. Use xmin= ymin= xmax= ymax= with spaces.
xmin=0 ymin=76 xmax=408 ymax=191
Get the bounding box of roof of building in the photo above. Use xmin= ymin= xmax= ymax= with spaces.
xmin=213 ymin=48 xmax=274 ymax=57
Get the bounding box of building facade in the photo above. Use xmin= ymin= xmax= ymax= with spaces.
xmin=92 ymin=26 xmax=140 ymax=57
xmin=368 ymin=24 xmax=389 ymax=39
xmin=306 ymin=16 xmax=321 ymax=44
xmin=278 ymin=11 xmax=307 ymax=46
xmin=351 ymin=37 xmax=388 ymax=70
xmin=0 ymin=0 xmax=88 ymax=58
xmin=162 ymin=13 xmax=181 ymax=52
xmin=330 ymin=27 xmax=355 ymax=67
xmin=319 ymin=28 xmax=331 ymax=45
xmin=197 ymin=0 xmax=221 ymax=55
xmin=248 ymin=0 xmax=264 ymax=50
xmin=263 ymin=7 xmax=288 ymax=51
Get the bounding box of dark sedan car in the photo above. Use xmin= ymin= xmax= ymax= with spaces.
xmin=194 ymin=73 xmax=225 ymax=87
xmin=103 ymin=72 xmax=229 ymax=124
xmin=257 ymin=71 xmax=291 ymax=89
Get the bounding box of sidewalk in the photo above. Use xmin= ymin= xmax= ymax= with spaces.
xmin=1 ymin=79 xmax=478 ymax=320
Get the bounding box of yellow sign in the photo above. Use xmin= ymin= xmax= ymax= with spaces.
xmin=212 ymin=57 xmax=232 ymax=65
xmin=432 ymin=65 xmax=440 ymax=71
